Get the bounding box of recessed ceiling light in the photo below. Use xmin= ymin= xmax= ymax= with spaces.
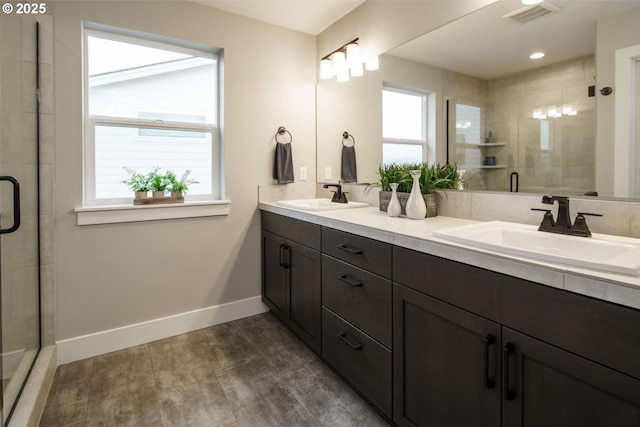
xmin=530 ymin=52 xmax=545 ymax=59
xmin=522 ymin=0 xmax=543 ymax=5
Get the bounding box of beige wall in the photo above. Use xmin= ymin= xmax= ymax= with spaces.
xmin=596 ymin=6 xmax=640 ymax=196
xmin=54 ymin=1 xmax=316 ymax=341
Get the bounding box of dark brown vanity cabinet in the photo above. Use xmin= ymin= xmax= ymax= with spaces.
xmin=393 ymin=246 xmax=640 ymax=427
xmin=393 ymin=283 xmax=502 ymax=427
xmin=321 ymin=228 xmax=393 ymax=418
xmin=261 ymin=212 xmax=321 ymax=354
xmin=502 ymin=327 xmax=640 ymax=427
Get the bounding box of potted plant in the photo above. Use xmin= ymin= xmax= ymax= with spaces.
xmin=147 ymin=166 xmax=170 ymax=199
xmin=166 ymin=169 xmax=198 ymax=200
xmin=122 ymin=166 xmax=151 ymax=201
xmin=368 ymin=162 xmax=461 ymax=217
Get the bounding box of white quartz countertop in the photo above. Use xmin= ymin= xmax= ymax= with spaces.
xmin=259 ymin=202 xmax=640 ymax=311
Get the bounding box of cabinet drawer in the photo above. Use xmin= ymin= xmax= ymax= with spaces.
xmin=261 ymin=211 xmax=321 ymax=250
xmin=322 ymin=255 xmax=391 ymax=348
xmin=322 ymin=308 xmax=391 ymax=418
xmin=322 ymin=228 xmax=391 ymax=278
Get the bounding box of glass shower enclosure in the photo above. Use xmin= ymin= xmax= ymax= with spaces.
xmin=0 ymin=13 xmax=41 ymax=425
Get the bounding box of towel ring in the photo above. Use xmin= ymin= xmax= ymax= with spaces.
xmin=275 ymin=126 xmax=292 ymax=144
xmin=342 ymin=132 xmax=355 ymax=147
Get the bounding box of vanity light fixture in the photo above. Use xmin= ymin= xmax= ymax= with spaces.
xmin=320 ymin=38 xmax=379 ymax=82
xmin=533 ymin=104 xmax=577 ymax=119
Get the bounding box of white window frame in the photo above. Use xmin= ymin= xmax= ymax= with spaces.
xmin=382 ymin=84 xmax=428 ymax=164
xmin=81 ymin=23 xmax=225 ymax=214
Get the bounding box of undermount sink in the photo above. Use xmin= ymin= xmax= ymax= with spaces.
xmin=276 ymin=198 xmax=368 ymax=211
xmin=433 ymin=221 xmax=640 ymax=276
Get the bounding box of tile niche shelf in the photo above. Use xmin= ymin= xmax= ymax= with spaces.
xmin=456 ymin=142 xmax=507 ymax=169
xmin=456 ymin=142 xmax=507 ymax=149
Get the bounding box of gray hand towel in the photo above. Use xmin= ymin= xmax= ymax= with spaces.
xmin=273 ymin=142 xmax=294 ymax=184
xmin=341 ymin=145 xmax=357 ymax=183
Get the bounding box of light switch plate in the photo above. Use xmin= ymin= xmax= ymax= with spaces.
xmin=300 ymin=167 xmax=307 ymax=181
xmin=324 ymin=167 xmax=332 ymax=180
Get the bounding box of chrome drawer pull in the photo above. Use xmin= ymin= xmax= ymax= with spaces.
xmin=337 ymin=244 xmax=363 ymax=254
xmin=338 ymin=332 xmax=363 ymax=350
xmin=337 ymin=274 xmax=363 ymax=287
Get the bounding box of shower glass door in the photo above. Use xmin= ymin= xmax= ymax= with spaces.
xmin=0 ymin=13 xmax=41 ymax=424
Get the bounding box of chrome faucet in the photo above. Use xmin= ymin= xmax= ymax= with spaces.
xmin=531 ymin=195 xmax=602 ymax=237
xmin=323 ymin=183 xmax=348 ymax=203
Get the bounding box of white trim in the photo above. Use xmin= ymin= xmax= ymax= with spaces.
xmin=614 ymin=43 xmax=640 ymax=198
xmin=56 ymin=296 xmax=269 ymax=365
xmin=75 ymin=200 xmax=231 ymax=225
xmin=8 ymin=346 xmax=56 ymax=427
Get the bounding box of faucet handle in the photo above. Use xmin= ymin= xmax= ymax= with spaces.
xmin=572 ymin=212 xmax=603 ymax=237
xmin=576 ymin=212 xmax=603 ymax=217
xmin=531 ymin=208 xmax=555 ymax=230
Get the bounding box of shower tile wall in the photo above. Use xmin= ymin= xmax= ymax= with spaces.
xmin=488 ymin=55 xmax=596 ymax=194
xmin=37 ymin=12 xmax=55 ymax=348
xmin=0 ymin=14 xmax=40 ymax=376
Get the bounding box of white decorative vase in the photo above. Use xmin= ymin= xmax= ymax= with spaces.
xmin=405 ymin=170 xmax=426 ymax=220
xmin=387 ymin=183 xmax=401 ymax=217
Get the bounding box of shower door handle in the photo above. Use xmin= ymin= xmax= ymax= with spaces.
xmin=0 ymin=176 xmax=21 ymax=234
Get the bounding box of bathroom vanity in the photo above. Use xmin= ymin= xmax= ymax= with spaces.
xmin=260 ymin=205 xmax=640 ymax=426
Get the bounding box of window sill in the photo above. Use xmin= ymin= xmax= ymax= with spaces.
xmin=75 ymin=200 xmax=230 ymax=225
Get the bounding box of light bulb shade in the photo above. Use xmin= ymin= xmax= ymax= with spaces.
xmin=337 ymin=66 xmax=350 ymax=82
xmin=346 ymin=43 xmax=361 ymax=68
xmin=350 ymin=61 xmax=364 ymax=77
xmin=320 ymin=58 xmax=333 ymax=80
xmin=332 ymin=51 xmax=346 ymax=75
xmin=365 ymin=55 xmax=379 ymax=71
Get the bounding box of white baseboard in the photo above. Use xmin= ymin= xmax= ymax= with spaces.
xmin=56 ymin=296 xmax=269 ymax=365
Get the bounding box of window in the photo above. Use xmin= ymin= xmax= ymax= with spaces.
xmin=382 ymin=85 xmax=427 ymax=165
xmin=83 ymin=23 xmax=222 ymax=206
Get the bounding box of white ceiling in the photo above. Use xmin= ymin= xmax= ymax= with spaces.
xmin=193 ymin=0 xmax=365 ymax=35
xmin=387 ymin=0 xmax=640 ymax=80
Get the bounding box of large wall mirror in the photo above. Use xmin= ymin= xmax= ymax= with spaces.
xmin=316 ymin=0 xmax=640 ymax=199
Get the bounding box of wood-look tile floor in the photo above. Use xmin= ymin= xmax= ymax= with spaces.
xmin=39 ymin=312 xmax=390 ymax=427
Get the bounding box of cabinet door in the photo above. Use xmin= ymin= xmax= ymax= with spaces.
xmin=502 ymin=328 xmax=640 ymax=427
xmin=288 ymin=240 xmax=321 ymax=354
xmin=393 ymin=284 xmax=501 ymax=427
xmin=262 ymin=230 xmax=288 ymax=319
